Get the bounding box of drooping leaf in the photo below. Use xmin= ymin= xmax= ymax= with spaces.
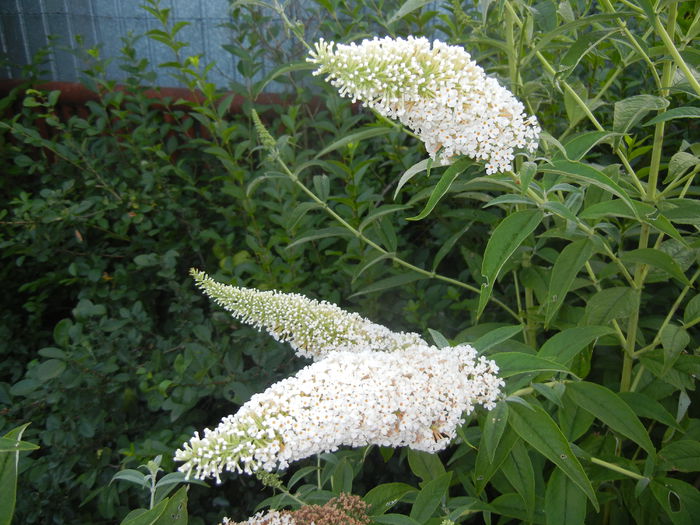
xmin=501 ymin=440 xmax=536 ymax=520
xmin=618 ymin=392 xmax=683 ymax=432
xmin=407 ymin=449 xmax=445 ymax=482
xmin=614 ymin=95 xmax=669 ymax=135
xmin=314 ymin=127 xmax=392 ymax=159
xmin=349 ymin=272 xmax=425 ymax=298
xmin=409 ymin=472 xmax=452 ymax=522
xmin=643 ymin=106 xmax=700 ymax=125
xmin=508 ymin=400 xmax=598 ymax=509
xmin=395 ymin=158 xmax=432 ymax=199
xmin=545 ymin=238 xmax=595 ymax=326
xmin=650 ymin=477 xmax=700 ymax=525
xmin=406 ymin=158 xmax=473 ymax=221
xmin=478 ymin=209 xmax=543 ymax=317
xmin=482 ymin=400 xmax=509 ymax=464
xmin=388 ymin=0 xmax=434 ymax=23
xmin=565 ymin=382 xmax=656 ymax=455
xmin=620 ymin=248 xmax=690 ymax=285
xmin=545 ymin=467 xmax=586 ymax=525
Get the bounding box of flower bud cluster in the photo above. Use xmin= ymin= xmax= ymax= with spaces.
xmin=190 ymin=269 xmax=425 ymax=360
xmin=221 ymin=494 xmax=371 ymax=525
xmin=308 ymin=36 xmax=540 ymax=174
xmin=175 ymin=344 xmax=503 ymax=481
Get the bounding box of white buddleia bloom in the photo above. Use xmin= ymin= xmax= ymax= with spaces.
xmin=220 ymin=511 xmax=296 ymax=525
xmin=175 ymin=344 xmax=503 ymax=481
xmin=190 ymin=269 xmax=425 ymax=360
xmin=308 ymin=36 xmax=540 ymax=174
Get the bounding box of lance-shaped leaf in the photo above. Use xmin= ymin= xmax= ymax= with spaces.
xmin=565 ymin=381 xmax=656 ymax=456
xmin=538 ymin=326 xmax=614 ymax=365
xmin=545 ymin=467 xmax=586 ymax=525
xmin=406 ymin=157 xmax=473 ymax=221
xmin=478 ymin=209 xmax=543 ymax=318
xmin=545 ymin=239 xmax=595 ymax=327
xmin=508 ymin=400 xmax=598 ymax=509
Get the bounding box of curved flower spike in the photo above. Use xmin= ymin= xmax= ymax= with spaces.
xmin=190 ymin=269 xmax=425 ymax=360
xmin=308 ymin=36 xmax=540 ymax=174
xmin=175 ymin=344 xmax=503 ymax=481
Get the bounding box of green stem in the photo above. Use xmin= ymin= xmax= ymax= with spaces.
xmin=269 ymin=143 xmax=522 ymax=321
xmin=651 ymin=4 xmax=700 ymax=96
xmin=599 ymin=0 xmax=662 ymax=89
xmin=589 ymin=456 xmax=646 ymax=481
xmin=647 ymin=3 xmax=679 ymax=204
xmin=634 ymin=267 xmax=700 ymax=357
xmin=503 ymin=0 xmax=646 ymax=198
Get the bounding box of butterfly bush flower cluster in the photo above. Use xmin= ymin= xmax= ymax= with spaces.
xmin=190 ymin=268 xmax=425 ymax=360
xmin=176 ymin=270 xmax=504 ymax=482
xmin=308 ymin=36 xmax=540 ymax=174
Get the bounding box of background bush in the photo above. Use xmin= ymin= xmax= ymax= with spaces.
xmin=1 ymin=0 xmax=699 ymax=523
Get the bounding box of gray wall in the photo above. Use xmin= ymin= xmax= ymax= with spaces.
xmin=1 ymin=0 xmax=246 ymax=87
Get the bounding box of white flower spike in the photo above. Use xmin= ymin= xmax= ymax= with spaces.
xmin=308 ymin=36 xmax=540 ymax=174
xmin=175 ymin=344 xmax=503 ymax=481
xmin=190 ymin=268 xmax=425 ymax=360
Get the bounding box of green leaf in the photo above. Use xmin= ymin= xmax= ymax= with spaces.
xmin=478 ymin=209 xmax=543 ymax=317
xmin=614 ymin=95 xmax=669 ymax=135
xmin=349 ymin=272 xmax=425 ymax=298
xmin=538 ymin=326 xmax=614 ymax=365
xmin=545 ymin=467 xmax=586 ymax=525
xmin=659 ymin=197 xmax=700 ymax=224
xmin=286 ymin=226 xmax=352 ymax=249
xmin=472 ymin=325 xmax=524 ymax=352
xmin=660 ymin=324 xmax=691 ymax=375
xmin=580 ymin=199 xmax=684 ymax=241
xmin=154 ymin=486 xmax=187 ymax=525
xmin=0 ymin=437 xmax=39 ymax=453
xmin=427 ymin=328 xmax=450 ymax=348
xmin=406 ymin=158 xmax=472 ymax=221
xmin=359 ymin=204 xmax=411 ymax=232
xmin=657 ymin=440 xmax=700 ymax=473
xmin=561 ymin=131 xmax=615 ymax=161
xmin=508 ymin=400 xmax=598 ymax=509
xmin=643 ymin=106 xmax=700 ymax=125
xmin=621 ymin=248 xmax=690 ymax=285
xmin=407 ymin=449 xmax=445 ymax=482
xmin=431 ymin=222 xmax=472 ymax=272
xmin=363 ymin=482 xmax=417 ymax=515
xmin=584 ymin=287 xmax=639 ymax=326
xmin=388 ymin=0 xmax=434 ymax=23
xmin=0 ymin=424 xmax=32 ymax=525
xmin=683 ymin=294 xmax=700 ymax=326
xmin=34 ymin=359 xmax=67 ymax=383
xmin=474 ymin=426 xmax=519 ymax=494
xmin=501 ymin=440 xmax=536 ymax=520
xmin=542 ymin=160 xmax=638 ymax=217
xmin=409 ymin=472 xmax=452 ymax=522
xmin=565 ymin=382 xmax=656 ymax=455
xmin=545 ymin=239 xmax=595 ymax=326
xmin=650 ymin=477 xmax=700 ymax=525
xmin=665 ymin=154 xmax=700 ymax=184
xmin=491 ymin=353 xmax=572 ymax=378
xmin=314 ymin=127 xmax=392 ymax=159
xmin=394 ymin=158 xmax=431 ymax=199
xmin=253 ymin=61 xmax=315 ymax=97
xmin=618 ymin=392 xmax=683 ymax=432
xmin=111 ymin=469 xmax=147 ymax=488
xmin=373 ymin=515 xmax=421 ymax=525
xmin=482 ymin=401 xmax=509 ymax=464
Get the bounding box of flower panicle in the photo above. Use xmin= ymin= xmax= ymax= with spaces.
xmin=189 ymin=269 xmax=425 ymax=360
xmin=308 ymin=36 xmax=541 ymax=174
xmin=175 ymin=344 xmax=503 ymax=481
